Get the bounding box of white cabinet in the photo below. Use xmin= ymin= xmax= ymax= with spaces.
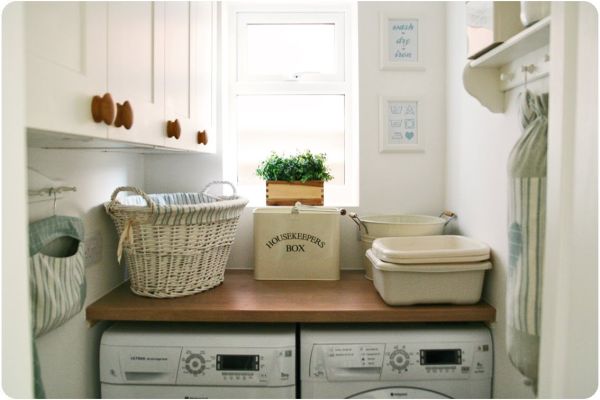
xmin=25 ymin=2 xmax=108 ymax=138
xmin=107 ymin=2 xmax=166 ymax=146
xmin=164 ymin=1 xmax=215 ymax=152
xmin=25 ymin=1 xmax=215 ymax=152
xmin=196 ymin=2 xmax=217 ymax=154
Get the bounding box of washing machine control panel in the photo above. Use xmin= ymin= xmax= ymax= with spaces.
xmin=309 ymin=341 xmax=492 ymax=381
xmin=176 ymin=346 xmax=294 ymax=386
xmin=101 ymin=345 xmax=294 ymax=387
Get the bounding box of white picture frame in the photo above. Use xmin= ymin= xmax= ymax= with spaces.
xmin=379 ymin=96 xmax=424 ymax=153
xmin=379 ymin=14 xmax=425 ymax=71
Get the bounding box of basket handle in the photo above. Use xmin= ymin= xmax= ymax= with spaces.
xmin=201 ymin=180 xmax=237 ymax=200
xmin=108 ymin=186 xmax=156 ymax=212
xmin=348 ymin=212 xmax=369 ymax=235
xmin=439 ymin=210 xmax=457 ymax=227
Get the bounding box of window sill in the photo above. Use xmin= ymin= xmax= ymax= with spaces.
xmin=245 ymin=201 xmax=359 ymax=209
xmin=235 ymin=184 xmax=359 ymax=208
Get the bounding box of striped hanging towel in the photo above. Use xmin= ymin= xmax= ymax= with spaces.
xmin=506 ymin=90 xmax=548 ymax=389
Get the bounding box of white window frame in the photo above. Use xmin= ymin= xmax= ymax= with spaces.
xmin=237 ymin=12 xmax=346 ymax=82
xmin=222 ymin=1 xmax=359 ymax=207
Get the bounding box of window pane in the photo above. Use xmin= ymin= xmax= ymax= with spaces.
xmin=245 ymin=23 xmax=337 ymax=76
xmin=236 ymin=95 xmax=345 ymax=185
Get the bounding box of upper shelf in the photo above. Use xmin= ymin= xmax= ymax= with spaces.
xmin=463 ymin=16 xmax=551 ymax=113
xmin=470 ymin=17 xmax=551 ymax=68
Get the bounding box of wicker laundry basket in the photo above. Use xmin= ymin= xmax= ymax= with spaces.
xmin=105 ymin=181 xmax=248 ymax=298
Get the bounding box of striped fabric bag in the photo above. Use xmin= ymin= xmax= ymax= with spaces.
xmin=29 ymin=215 xmax=86 ymax=337
xmin=506 ymin=91 xmax=548 ymax=388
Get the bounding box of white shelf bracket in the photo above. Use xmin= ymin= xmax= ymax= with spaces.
xmin=463 ymin=64 xmax=505 ymax=113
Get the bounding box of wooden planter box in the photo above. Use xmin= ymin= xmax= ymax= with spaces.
xmin=266 ymin=180 xmax=324 ymax=206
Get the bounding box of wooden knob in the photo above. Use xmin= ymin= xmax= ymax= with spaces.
xmin=166 ymin=120 xmax=181 ymax=139
xmin=114 ymin=101 xmax=134 ymax=130
xmin=197 ymin=130 xmax=208 ymax=145
xmin=91 ymin=93 xmax=115 ymax=125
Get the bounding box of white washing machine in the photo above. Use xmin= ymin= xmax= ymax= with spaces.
xmin=100 ymin=322 xmax=296 ymax=398
xmin=300 ymin=323 xmax=492 ymax=399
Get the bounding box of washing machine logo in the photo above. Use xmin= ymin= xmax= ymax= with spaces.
xmin=389 ymin=392 xmax=409 ymax=397
xmin=129 ymin=356 xmax=168 ymax=362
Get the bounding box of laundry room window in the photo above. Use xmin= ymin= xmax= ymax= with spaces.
xmin=222 ymin=2 xmax=358 ymax=206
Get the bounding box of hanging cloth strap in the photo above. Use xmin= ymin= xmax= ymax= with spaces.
xmin=506 ymin=90 xmax=548 ymax=389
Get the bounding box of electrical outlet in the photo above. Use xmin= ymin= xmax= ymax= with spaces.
xmin=84 ymin=231 xmax=103 ymax=267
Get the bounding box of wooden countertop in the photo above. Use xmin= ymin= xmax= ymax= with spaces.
xmin=86 ymin=270 xmax=496 ymax=324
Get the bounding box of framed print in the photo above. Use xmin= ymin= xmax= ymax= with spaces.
xmin=380 ymin=14 xmax=424 ymax=70
xmin=379 ymin=96 xmax=424 ymax=152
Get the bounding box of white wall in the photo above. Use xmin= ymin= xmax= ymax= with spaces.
xmin=357 ymin=1 xmax=446 ymax=216
xmin=27 ymin=149 xmax=144 ymax=398
xmin=2 ymin=2 xmax=33 ymax=397
xmin=538 ymin=2 xmax=598 ymax=397
xmin=445 ymin=3 xmax=542 ymax=399
xmin=144 ymin=1 xmax=448 ymax=270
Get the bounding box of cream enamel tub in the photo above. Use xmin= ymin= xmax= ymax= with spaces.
xmin=348 ymin=212 xmax=456 ymax=279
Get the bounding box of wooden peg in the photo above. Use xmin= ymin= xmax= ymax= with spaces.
xmin=166 ymin=120 xmax=181 ymax=139
xmin=197 ymin=130 xmax=208 ymax=145
xmin=91 ymin=93 xmax=115 ymax=125
xmin=114 ymin=101 xmax=134 ymax=129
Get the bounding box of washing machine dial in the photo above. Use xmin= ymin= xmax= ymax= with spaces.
xmin=185 ymin=354 xmax=206 ymax=376
xmin=389 ymin=349 xmax=410 ymax=372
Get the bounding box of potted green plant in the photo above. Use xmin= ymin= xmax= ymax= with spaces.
xmin=255 ymin=151 xmax=333 ymax=205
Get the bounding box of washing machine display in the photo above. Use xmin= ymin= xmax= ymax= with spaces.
xmin=216 ymin=354 xmax=260 ymax=371
xmin=301 ymin=323 xmax=493 ymax=399
xmin=419 ymin=349 xmax=462 ymax=365
xmin=100 ymin=323 xmax=296 ymax=399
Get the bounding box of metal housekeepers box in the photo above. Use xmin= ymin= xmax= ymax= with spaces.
xmin=253 ymin=206 xmax=340 ymax=280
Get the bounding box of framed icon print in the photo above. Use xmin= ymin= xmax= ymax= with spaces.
xmin=379 ymin=96 xmax=424 ymax=152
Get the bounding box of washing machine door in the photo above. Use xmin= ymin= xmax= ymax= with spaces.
xmin=347 ymin=386 xmax=451 ymax=399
